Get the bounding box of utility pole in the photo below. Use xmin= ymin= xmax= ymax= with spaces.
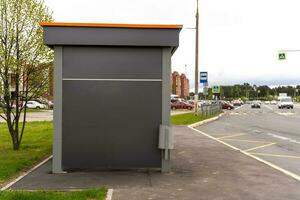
xmin=194 ymin=0 xmax=199 ymax=114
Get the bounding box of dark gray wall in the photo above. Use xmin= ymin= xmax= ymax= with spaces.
xmin=61 ymin=47 xmax=163 ymax=169
xmin=63 ymin=47 xmax=162 ymax=79
xmin=43 ymin=27 xmax=180 ymax=49
xmin=62 ymin=81 xmax=162 ymax=169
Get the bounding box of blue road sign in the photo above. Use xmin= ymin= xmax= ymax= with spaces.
xmin=200 ymin=72 xmax=208 ymax=83
xmin=278 ymin=52 xmax=286 ymax=60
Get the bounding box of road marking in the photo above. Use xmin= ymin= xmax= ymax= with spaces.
xmin=263 ymin=105 xmax=273 ymax=111
xmin=188 ymin=126 xmax=300 ymax=181
xmin=222 ymin=138 xmax=270 ymax=144
xmin=251 ymin=153 xmax=300 ymax=159
xmin=234 ymin=105 xmax=244 ymax=110
xmin=275 ymin=112 xmax=295 ymax=116
xmin=244 ymin=143 xmax=276 ymax=152
xmin=106 ymin=189 xmax=114 ymax=200
xmin=267 ymin=133 xmax=300 ymax=145
xmin=217 ymin=133 xmax=246 ymax=140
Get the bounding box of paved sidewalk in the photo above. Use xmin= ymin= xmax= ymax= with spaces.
xmin=171 ymin=110 xmax=193 ymax=116
xmin=10 ymin=126 xmax=300 ymax=200
xmin=0 ymin=110 xmax=53 ymax=122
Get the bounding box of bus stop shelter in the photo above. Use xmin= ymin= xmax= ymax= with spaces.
xmin=41 ymin=22 xmax=182 ymax=173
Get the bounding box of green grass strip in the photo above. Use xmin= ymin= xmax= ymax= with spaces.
xmin=171 ymin=112 xmax=221 ymax=125
xmin=0 ymin=189 xmax=107 ymax=200
xmin=0 ymin=121 xmax=53 ymax=184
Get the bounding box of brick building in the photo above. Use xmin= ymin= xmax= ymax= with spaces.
xmin=171 ymin=71 xmax=190 ymax=99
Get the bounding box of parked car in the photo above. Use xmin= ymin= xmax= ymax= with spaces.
xmin=251 ymin=101 xmax=261 ymax=108
xmin=171 ymin=101 xmax=194 ymax=110
xmin=48 ymin=100 xmax=54 ymax=109
xmin=264 ymin=101 xmax=270 ymax=104
xmin=278 ymin=97 xmax=293 ymax=109
xmin=221 ymin=101 xmax=234 ymax=110
xmin=232 ymin=100 xmax=242 ymax=106
xmin=24 ymin=101 xmax=46 ymax=109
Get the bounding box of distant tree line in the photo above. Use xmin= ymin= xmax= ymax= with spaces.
xmin=189 ymin=83 xmax=300 ymax=101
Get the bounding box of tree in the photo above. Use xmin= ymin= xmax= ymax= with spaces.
xmin=0 ymin=0 xmax=53 ymax=150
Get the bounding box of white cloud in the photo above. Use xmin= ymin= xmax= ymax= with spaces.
xmin=44 ymin=0 xmax=300 ymax=86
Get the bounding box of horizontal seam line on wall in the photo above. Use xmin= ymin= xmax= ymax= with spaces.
xmin=62 ymin=78 xmax=162 ymax=81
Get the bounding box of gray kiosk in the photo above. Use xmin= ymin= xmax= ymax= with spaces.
xmin=41 ymin=22 xmax=182 ymax=173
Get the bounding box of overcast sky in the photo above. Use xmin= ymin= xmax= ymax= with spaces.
xmin=44 ymin=0 xmax=300 ymax=88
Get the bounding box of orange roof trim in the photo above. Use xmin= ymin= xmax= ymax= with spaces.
xmin=40 ymin=22 xmax=182 ymax=29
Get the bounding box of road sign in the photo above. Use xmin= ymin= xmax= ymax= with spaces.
xmin=200 ymin=72 xmax=208 ymax=83
xmin=212 ymin=85 xmax=221 ymax=94
xmin=278 ymin=52 xmax=286 ymax=60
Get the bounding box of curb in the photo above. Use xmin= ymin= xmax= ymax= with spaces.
xmin=106 ymin=188 xmax=114 ymax=200
xmin=188 ymin=112 xmax=225 ymax=128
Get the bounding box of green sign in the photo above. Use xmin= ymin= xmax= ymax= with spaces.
xmin=278 ymin=52 xmax=286 ymax=60
xmin=212 ymin=85 xmax=221 ymax=94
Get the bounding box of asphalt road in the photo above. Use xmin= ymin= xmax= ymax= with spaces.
xmin=197 ymin=103 xmax=300 ymax=179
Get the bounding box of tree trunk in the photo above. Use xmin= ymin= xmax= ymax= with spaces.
xmin=7 ymin=122 xmax=20 ymax=150
xmin=13 ymin=139 xmax=20 ymax=150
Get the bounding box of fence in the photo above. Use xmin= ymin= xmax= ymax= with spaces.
xmin=199 ymin=102 xmax=222 ymax=116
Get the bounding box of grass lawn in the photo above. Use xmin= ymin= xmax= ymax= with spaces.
xmin=0 ymin=189 xmax=107 ymax=200
xmin=0 ymin=121 xmax=53 ymax=185
xmin=171 ymin=112 xmax=221 ymax=125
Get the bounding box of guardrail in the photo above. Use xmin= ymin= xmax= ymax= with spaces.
xmin=199 ymin=103 xmax=222 ymax=116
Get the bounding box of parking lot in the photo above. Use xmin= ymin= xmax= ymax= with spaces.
xmin=197 ymin=103 xmax=300 ymax=179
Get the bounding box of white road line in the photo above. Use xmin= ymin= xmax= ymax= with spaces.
xmin=244 ymin=143 xmax=276 ymax=152
xmin=263 ymin=104 xmax=273 ymax=111
xmin=0 ymin=156 xmax=53 ymax=191
xmin=188 ymin=125 xmax=300 ymax=181
xmin=233 ymin=105 xmax=244 ymax=111
xmin=217 ymin=133 xmax=246 ymax=139
xmin=106 ymin=189 xmax=114 ymax=200
xmin=275 ymin=112 xmax=295 ymax=116
xmin=222 ymin=139 xmax=270 ymax=144
xmin=267 ymin=133 xmax=300 ymax=145
xmin=251 ymin=153 xmax=300 ymax=159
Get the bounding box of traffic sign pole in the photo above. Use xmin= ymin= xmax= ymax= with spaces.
xmin=194 ymin=0 xmax=199 ymax=115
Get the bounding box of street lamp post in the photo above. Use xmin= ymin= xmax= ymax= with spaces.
xmin=194 ymin=0 xmax=199 ymax=115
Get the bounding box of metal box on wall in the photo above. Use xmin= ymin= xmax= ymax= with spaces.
xmin=41 ymin=22 xmax=181 ymax=172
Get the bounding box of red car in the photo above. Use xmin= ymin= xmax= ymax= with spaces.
xmin=221 ymin=101 xmax=234 ymax=110
xmin=171 ymin=101 xmax=194 ymax=110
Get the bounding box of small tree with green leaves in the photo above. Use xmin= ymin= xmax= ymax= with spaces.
xmin=0 ymin=0 xmax=53 ymax=150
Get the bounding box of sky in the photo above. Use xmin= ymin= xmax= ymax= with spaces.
xmin=44 ymin=0 xmax=300 ymax=88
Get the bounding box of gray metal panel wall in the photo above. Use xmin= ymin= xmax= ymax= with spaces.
xmin=62 ymin=81 xmax=162 ymax=169
xmin=63 ymin=47 xmax=162 ymax=79
xmin=61 ymin=46 xmax=163 ymax=169
xmin=43 ymin=27 xmax=180 ymax=48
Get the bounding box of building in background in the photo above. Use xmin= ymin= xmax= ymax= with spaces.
xmin=180 ymin=73 xmax=190 ymax=98
xmin=171 ymin=71 xmax=189 ymax=99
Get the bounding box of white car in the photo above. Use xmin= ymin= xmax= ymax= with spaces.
xmin=278 ymin=97 xmax=293 ymax=109
xmin=25 ymin=101 xmax=46 ymax=109
xmin=271 ymin=100 xmax=277 ymax=105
